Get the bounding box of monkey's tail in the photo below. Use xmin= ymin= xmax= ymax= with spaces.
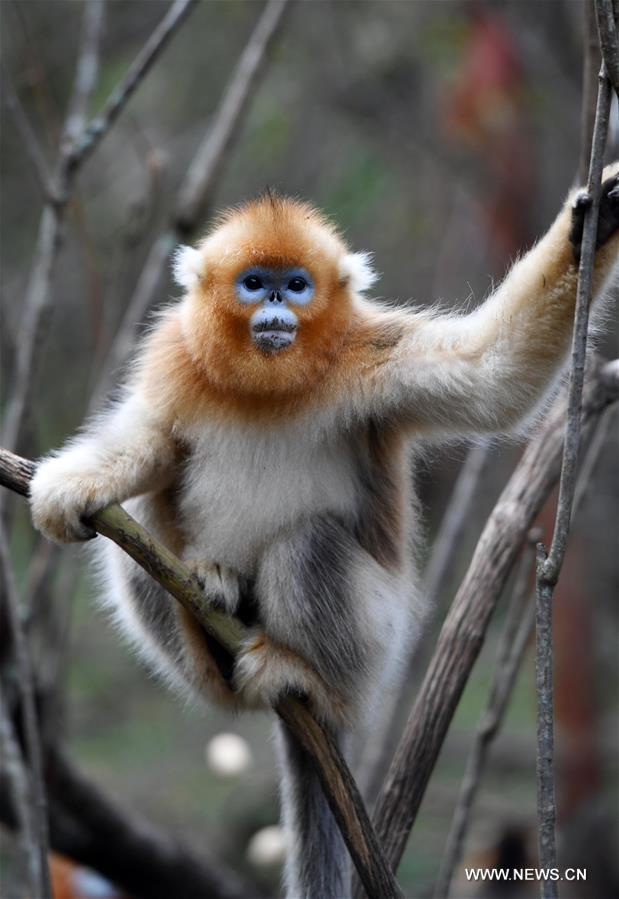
xmin=276 ymin=721 xmax=350 ymax=899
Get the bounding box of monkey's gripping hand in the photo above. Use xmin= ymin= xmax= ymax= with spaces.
xmin=29 ymin=395 xmax=175 ymax=544
xmin=30 ymin=457 xmax=108 ymax=543
xmin=570 ymin=167 xmax=619 ymax=261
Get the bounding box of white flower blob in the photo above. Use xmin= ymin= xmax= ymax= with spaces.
xmin=204 ymin=732 xmax=253 ymax=777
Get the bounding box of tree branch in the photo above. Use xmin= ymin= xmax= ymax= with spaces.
xmin=0 ymin=524 xmax=51 ymax=898
xmin=66 ymin=0 xmax=198 ymax=173
xmin=365 ymin=357 xmax=619 ymax=880
xmin=0 ymin=447 xmax=402 ymax=899
xmin=433 ymin=539 xmax=537 ymax=899
xmin=595 ymin=0 xmax=619 ymax=98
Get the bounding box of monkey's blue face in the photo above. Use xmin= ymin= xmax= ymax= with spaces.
xmin=235 ymin=267 xmax=314 ymax=353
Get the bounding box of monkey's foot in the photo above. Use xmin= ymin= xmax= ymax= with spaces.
xmin=186 ymin=559 xmax=240 ymax=615
xmin=233 ymin=632 xmax=348 ymax=723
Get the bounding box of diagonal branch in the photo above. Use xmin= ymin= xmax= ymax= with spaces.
xmin=0 ymin=447 xmax=403 ymax=899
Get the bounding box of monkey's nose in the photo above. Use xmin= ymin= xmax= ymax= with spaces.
xmin=268 ymin=290 xmax=283 ymax=304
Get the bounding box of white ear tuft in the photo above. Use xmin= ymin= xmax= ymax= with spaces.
xmin=339 ymin=251 xmax=379 ymax=294
xmin=172 ymin=244 xmax=204 ymax=290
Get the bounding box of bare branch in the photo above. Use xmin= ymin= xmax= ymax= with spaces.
xmin=365 ymin=357 xmax=619 ymax=879
xmin=67 ymin=0 xmax=198 ymax=173
xmin=579 ymin=1 xmax=601 ymax=184
xmin=0 ymin=447 xmax=402 ymax=899
xmin=543 ymin=67 xmax=612 ymax=584
xmin=0 ymin=524 xmax=51 ymax=899
xmin=175 ymin=0 xmax=291 ymax=233
xmin=433 ymin=541 xmax=537 ymax=899
xmin=0 ymin=693 xmax=40 ymax=899
xmin=595 ymin=0 xmax=619 ymax=98
xmin=2 ymin=66 xmax=52 ymax=200
xmin=61 ymin=0 xmax=105 ymax=149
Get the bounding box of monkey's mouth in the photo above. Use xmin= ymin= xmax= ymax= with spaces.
xmin=252 ymin=319 xmax=297 ymax=353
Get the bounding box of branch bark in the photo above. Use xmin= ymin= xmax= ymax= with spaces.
xmin=364 ymin=357 xmax=619 ymax=881
xmin=0 ymin=448 xmax=402 ymax=899
xmin=0 ymin=525 xmax=51 ymax=898
xmin=595 ymin=0 xmax=619 ymax=98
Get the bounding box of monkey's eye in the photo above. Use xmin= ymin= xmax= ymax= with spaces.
xmin=287 ymin=277 xmax=307 ymax=293
xmin=243 ymin=275 xmax=263 ymax=291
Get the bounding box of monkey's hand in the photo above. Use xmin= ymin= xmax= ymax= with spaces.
xmin=30 ymin=457 xmax=110 ymax=543
xmin=185 ymin=559 xmax=241 ymax=615
xmin=569 ymin=164 xmax=619 ymax=261
xmin=233 ymin=632 xmax=349 ymax=724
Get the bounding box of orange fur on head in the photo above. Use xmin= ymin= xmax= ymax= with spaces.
xmin=144 ymin=195 xmax=365 ymax=422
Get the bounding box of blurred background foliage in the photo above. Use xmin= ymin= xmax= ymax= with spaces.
xmin=1 ymin=1 xmax=618 ymax=897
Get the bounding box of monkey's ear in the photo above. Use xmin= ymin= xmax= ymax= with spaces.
xmin=339 ymin=251 xmax=379 ymax=294
xmin=172 ymin=245 xmax=204 ymax=290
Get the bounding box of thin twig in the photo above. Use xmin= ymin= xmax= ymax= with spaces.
xmin=433 ymin=540 xmax=537 ymax=899
xmin=595 ymin=0 xmax=619 ymax=98
xmin=363 ymin=357 xmax=619 ymax=883
xmin=423 ymin=441 xmax=491 ymax=605
xmin=543 ymin=68 xmax=612 ymax=584
xmin=534 ymin=63 xmax=612 ymax=898
xmin=0 ymin=524 xmax=51 ymax=899
xmin=67 ymin=0 xmax=198 ymax=172
xmin=0 ymin=448 xmax=402 ymax=899
xmin=579 ymin=1 xmax=601 ymax=184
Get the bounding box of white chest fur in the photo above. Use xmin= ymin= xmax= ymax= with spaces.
xmin=177 ymin=417 xmax=359 ymax=573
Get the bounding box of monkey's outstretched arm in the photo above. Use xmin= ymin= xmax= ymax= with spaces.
xmin=30 ymin=390 xmax=176 ymax=542
xmin=367 ymin=168 xmax=618 ymax=436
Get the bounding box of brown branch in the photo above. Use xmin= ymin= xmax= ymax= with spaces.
xmin=0 ymin=524 xmax=51 ymax=898
xmin=433 ymin=539 xmax=537 ymax=899
xmin=365 ymin=357 xmax=619 ymax=881
xmin=0 ymin=447 xmax=402 ymax=899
